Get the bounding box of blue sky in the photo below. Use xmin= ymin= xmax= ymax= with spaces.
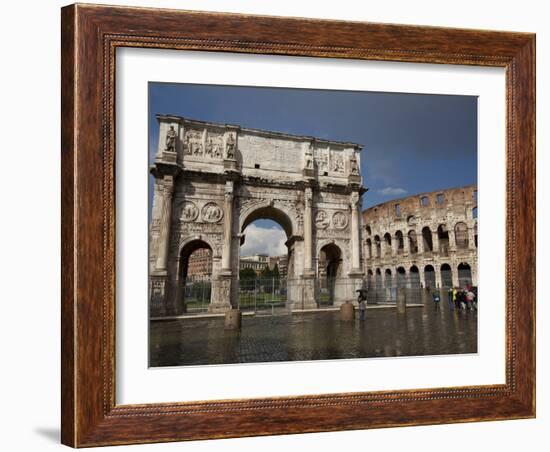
xmin=148 ymin=82 xmax=477 ymax=255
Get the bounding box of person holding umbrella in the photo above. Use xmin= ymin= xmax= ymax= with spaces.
xmin=356 ymin=289 xmax=367 ymax=321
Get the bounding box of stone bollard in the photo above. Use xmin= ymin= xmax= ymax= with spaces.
xmin=396 ymin=289 xmax=406 ymax=314
xmin=224 ymin=309 xmax=242 ymax=330
xmin=340 ymin=302 xmax=355 ymax=321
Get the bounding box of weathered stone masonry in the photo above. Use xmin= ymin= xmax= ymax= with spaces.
xmin=149 ymin=115 xmax=365 ymax=315
xmin=362 ymin=185 xmax=478 ymax=290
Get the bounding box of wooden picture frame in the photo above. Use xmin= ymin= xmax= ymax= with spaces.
xmin=61 ymin=3 xmax=535 ymax=447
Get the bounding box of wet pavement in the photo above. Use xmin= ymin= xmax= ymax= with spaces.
xmin=149 ymin=300 xmax=477 ymax=367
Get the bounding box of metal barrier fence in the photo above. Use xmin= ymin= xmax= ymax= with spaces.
xmin=238 ymin=278 xmax=288 ymax=314
xmin=150 ymin=275 xmax=477 ymax=316
xmin=180 ymin=277 xmax=212 ymax=313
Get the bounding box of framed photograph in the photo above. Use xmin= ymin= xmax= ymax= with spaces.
xmin=61 ymin=3 xmax=535 ymax=447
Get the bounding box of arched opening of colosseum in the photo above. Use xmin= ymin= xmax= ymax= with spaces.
xmin=178 ymin=239 xmax=213 ymax=313
xmin=374 ymin=235 xmax=381 ymax=258
xmin=395 ymin=230 xmax=404 ymax=254
xmin=383 ymin=233 xmax=392 ymax=256
xmin=437 ymin=224 xmax=450 ymax=256
xmin=422 ymin=226 xmax=433 ymax=252
xmin=365 ymin=238 xmax=372 ymax=259
xmin=396 ymin=266 xmax=407 ymax=288
xmin=367 ymin=269 xmax=373 ymax=289
xmin=240 ymin=205 xmax=294 ymax=307
xmin=384 ymin=268 xmax=393 ymax=288
xmin=410 ymin=265 xmax=421 ymax=288
xmin=424 ymin=265 xmax=436 ymax=289
xmin=440 ymin=263 xmax=453 ymax=288
xmin=365 ymin=225 xmax=371 ymax=235
xmin=375 ymin=268 xmax=382 ymax=288
xmin=319 ymin=243 xmax=343 ymax=305
xmin=474 ymin=223 xmax=478 ymax=248
xmin=454 ymin=222 xmax=469 ymax=249
xmin=458 ymin=263 xmax=473 ymax=287
xmin=408 ymin=230 xmax=418 ymax=254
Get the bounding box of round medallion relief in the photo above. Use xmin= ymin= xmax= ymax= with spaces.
xmin=180 ymin=201 xmax=199 ymax=222
xmin=332 ymin=211 xmax=349 ymax=229
xmin=201 ymin=202 xmax=223 ymax=223
xmin=315 ymin=210 xmax=330 ymax=229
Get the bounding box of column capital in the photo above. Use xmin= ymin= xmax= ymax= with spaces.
xmin=350 ymin=190 xmax=361 ymax=208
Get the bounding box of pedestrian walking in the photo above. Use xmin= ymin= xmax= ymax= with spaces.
xmin=358 ymin=298 xmax=366 ymax=321
xmin=458 ymin=290 xmax=466 ymax=310
xmin=472 ymin=286 xmax=478 ymax=310
xmin=432 ymin=291 xmax=441 ymax=310
xmin=447 ymin=287 xmax=454 ymax=311
xmin=466 ymin=289 xmax=475 ymax=310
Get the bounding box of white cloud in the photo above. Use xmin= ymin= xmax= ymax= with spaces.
xmin=378 ymin=187 xmax=408 ymax=197
xmin=241 ymin=224 xmax=286 ymax=257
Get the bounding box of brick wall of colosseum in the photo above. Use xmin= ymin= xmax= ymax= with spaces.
xmin=362 ymin=184 xmax=478 ymax=289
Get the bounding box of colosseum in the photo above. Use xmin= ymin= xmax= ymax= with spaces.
xmin=362 ymin=184 xmax=478 ymax=295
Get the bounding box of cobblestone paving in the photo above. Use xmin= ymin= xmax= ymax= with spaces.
xmin=149 ymin=301 xmax=477 ymax=367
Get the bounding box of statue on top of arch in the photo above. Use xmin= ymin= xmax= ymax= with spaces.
xmin=165 ymin=125 xmax=177 ymax=153
xmin=225 ymin=133 xmax=236 ymax=159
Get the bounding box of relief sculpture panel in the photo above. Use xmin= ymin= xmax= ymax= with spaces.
xmin=332 ymin=211 xmax=349 ymax=229
xmin=205 ymin=133 xmax=223 ymax=159
xmin=180 ymin=201 xmax=199 ymax=222
xmin=184 ymin=130 xmax=203 ymax=156
xmin=202 ymin=202 xmax=223 ymax=223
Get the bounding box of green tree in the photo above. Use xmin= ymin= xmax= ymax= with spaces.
xmin=260 ymin=265 xmax=272 ymax=279
xmin=272 ymin=264 xmax=280 ymax=290
xmin=239 ymin=267 xmax=256 ymax=280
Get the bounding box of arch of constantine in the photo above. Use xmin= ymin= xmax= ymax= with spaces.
xmin=362 ymin=184 xmax=478 ymax=292
xmin=149 ymin=115 xmax=365 ymax=316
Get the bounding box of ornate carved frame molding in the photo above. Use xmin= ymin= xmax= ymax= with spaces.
xmin=61 ymin=4 xmax=535 ymax=447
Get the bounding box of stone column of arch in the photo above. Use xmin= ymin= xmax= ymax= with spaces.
xmin=380 ymin=236 xmax=387 ymax=258
xmin=451 ymin=265 xmax=460 ymax=288
xmin=435 ymin=266 xmax=442 ymax=289
xmin=350 ymin=191 xmax=362 ymax=273
xmin=432 ymin=229 xmax=440 ymax=255
xmin=448 ymin=227 xmax=457 ymax=251
xmin=303 ymin=187 xmax=314 ymax=275
xmin=155 ymin=175 xmax=175 ymax=273
xmin=404 ymin=268 xmax=412 ymax=289
xmin=301 ymin=186 xmax=317 ymax=308
xmin=214 ymin=180 xmax=237 ymax=311
xmin=419 ymin=267 xmax=426 ymax=288
xmin=391 ymin=233 xmax=399 ymax=256
xmin=416 ymin=227 xmax=424 ymax=255
xmin=221 ymin=180 xmax=234 ymax=272
xmin=403 ymin=232 xmax=410 ymax=255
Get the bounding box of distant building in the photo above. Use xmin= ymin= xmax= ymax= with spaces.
xmin=268 ymin=255 xmax=288 ymax=278
xmin=363 ymin=184 xmax=478 ymax=289
xmin=240 ymin=254 xmax=269 ymax=275
xmin=186 ymin=248 xmax=212 ymax=279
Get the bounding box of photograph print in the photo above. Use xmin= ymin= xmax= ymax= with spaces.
xmin=148 ymin=82 xmax=478 ymax=368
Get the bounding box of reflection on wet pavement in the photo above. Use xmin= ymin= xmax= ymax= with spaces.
xmin=149 ymin=302 xmax=477 ymax=367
